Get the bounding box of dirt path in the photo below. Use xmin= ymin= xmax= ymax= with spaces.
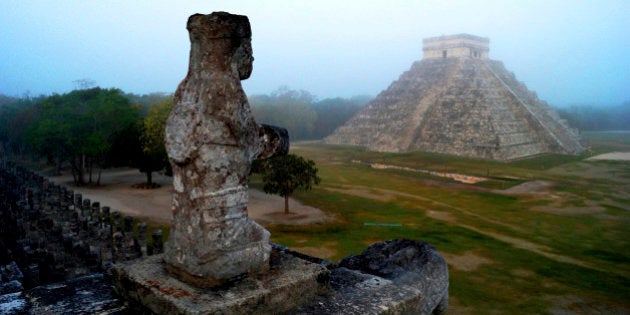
xmin=499 ymin=180 xmax=554 ymax=195
xmin=48 ymin=168 xmax=333 ymax=226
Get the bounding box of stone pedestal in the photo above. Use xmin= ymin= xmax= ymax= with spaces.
xmin=111 ymin=250 xmax=330 ymax=314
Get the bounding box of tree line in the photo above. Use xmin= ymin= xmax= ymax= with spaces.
xmin=2 ymin=85 xmax=626 ymax=190
xmin=0 ymin=88 xmax=172 ymax=186
xmin=0 ymin=87 xmax=368 ymax=186
xmin=250 ymin=87 xmax=370 ymax=140
xmin=557 ymin=102 xmax=630 ymax=131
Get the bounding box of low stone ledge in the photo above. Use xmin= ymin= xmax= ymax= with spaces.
xmin=111 ymin=250 xmax=331 ymax=314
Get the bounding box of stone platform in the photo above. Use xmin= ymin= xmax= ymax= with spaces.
xmin=111 ymin=250 xmax=330 ymax=314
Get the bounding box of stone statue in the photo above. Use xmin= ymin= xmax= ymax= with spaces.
xmin=163 ymin=12 xmax=288 ymax=287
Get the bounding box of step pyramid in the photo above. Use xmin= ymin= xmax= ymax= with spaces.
xmin=325 ymin=34 xmax=585 ymax=161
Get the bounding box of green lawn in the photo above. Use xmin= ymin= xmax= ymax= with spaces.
xmin=257 ymin=132 xmax=630 ymax=314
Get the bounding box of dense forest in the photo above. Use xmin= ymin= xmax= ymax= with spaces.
xmin=0 ymin=87 xmax=368 ymax=185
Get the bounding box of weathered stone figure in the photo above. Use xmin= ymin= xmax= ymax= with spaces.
xmin=163 ymin=12 xmax=288 ymax=287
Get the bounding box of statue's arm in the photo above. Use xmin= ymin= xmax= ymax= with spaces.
xmin=256 ymin=124 xmax=289 ymax=159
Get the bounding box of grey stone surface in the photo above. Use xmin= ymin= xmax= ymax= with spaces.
xmin=0 ymin=292 xmax=26 ymax=315
xmin=112 ymin=251 xmax=330 ymax=315
xmin=0 ymin=273 xmax=126 ymax=315
xmin=25 ymin=273 xmax=125 ymax=314
xmin=0 ymin=280 xmax=22 ymax=295
xmin=325 ymin=36 xmax=585 ymax=161
xmin=337 ymin=239 xmax=449 ymax=314
xmin=294 ymin=239 xmax=449 ymax=315
xmin=292 ymin=267 xmax=425 ymax=314
xmin=163 ymin=12 xmax=288 ymax=286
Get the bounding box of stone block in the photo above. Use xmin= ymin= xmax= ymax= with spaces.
xmin=295 ymin=239 xmax=448 ymax=315
xmin=294 ymin=267 xmax=424 ymax=314
xmin=111 ymin=250 xmax=330 ymax=314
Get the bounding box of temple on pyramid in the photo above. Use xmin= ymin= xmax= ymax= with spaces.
xmin=325 ymin=34 xmax=586 ymax=161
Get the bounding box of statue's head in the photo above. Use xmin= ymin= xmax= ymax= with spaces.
xmin=187 ymin=12 xmax=253 ymax=79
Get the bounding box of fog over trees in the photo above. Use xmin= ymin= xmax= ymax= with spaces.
xmin=249 ymin=87 xmax=370 ymax=141
xmin=557 ymin=102 xmax=630 ymax=131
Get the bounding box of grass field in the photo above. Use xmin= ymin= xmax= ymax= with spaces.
xmin=250 ymin=132 xmax=630 ymax=314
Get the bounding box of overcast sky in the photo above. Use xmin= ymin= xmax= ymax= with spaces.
xmin=1 ymin=0 xmax=628 ymax=107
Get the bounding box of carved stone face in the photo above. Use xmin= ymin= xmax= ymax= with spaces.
xmin=235 ymin=38 xmax=254 ymax=80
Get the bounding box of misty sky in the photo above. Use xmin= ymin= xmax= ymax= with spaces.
xmin=1 ymin=0 xmax=628 ymax=107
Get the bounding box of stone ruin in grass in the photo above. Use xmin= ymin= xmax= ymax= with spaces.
xmin=0 ymin=12 xmax=449 ymax=314
xmin=117 ymin=11 xmax=451 ymax=314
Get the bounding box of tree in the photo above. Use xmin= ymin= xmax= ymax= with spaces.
xmin=259 ymin=154 xmax=321 ymax=214
xmin=138 ymin=98 xmax=173 ymax=186
xmin=25 ymin=88 xmax=139 ymax=185
xmin=26 ymin=93 xmax=73 ymax=174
